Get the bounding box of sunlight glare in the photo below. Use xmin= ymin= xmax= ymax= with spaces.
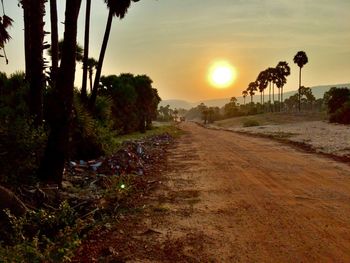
xmin=209 ymin=61 xmax=236 ymax=89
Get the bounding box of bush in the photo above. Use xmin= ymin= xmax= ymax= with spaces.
xmin=329 ymin=101 xmax=350 ymax=124
xmin=242 ymin=119 xmax=260 ymax=127
xmin=0 ymin=201 xmax=82 ymax=262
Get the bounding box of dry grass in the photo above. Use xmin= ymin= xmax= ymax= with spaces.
xmin=215 ymin=111 xmax=327 ymax=128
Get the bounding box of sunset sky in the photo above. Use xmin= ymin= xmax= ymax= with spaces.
xmin=2 ymin=0 xmax=350 ymax=101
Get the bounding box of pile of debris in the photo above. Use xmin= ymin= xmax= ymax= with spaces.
xmin=16 ymin=133 xmax=173 ymax=214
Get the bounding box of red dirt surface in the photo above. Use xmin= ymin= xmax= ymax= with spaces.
xmin=75 ymin=122 xmax=350 ymax=262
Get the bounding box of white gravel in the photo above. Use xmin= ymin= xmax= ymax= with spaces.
xmin=220 ymin=121 xmax=350 ymax=158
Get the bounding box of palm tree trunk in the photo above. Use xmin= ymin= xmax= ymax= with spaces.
xmin=269 ymin=82 xmax=271 ymax=112
xmin=81 ymin=0 xmax=91 ymax=101
xmin=298 ymin=67 xmax=301 ymax=112
xmin=38 ymin=0 xmax=82 ymax=186
xmin=89 ymin=9 xmax=113 ymax=110
xmin=22 ymin=0 xmax=31 ymax=81
xmin=281 ymin=86 xmax=284 ymax=111
xmin=89 ymin=69 xmax=93 ymax=93
xmin=50 ymin=0 xmax=59 ymax=85
xmin=30 ymin=0 xmax=45 ymax=127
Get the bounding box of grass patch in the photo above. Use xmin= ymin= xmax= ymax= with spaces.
xmin=242 ymin=119 xmax=260 ymax=127
xmin=215 ymin=111 xmax=327 ymax=128
xmin=152 ymin=205 xmax=170 ymax=213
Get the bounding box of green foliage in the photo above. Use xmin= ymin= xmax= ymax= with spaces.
xmin=242 ymin=119 xmax=260 ymax=127
xmin=324 ymin=87 xmax=350 ymax=124
xmin=0 ymin=201 xmax=81 ymax=262
xmin=0 ymin=72 xmax=47 ymax=184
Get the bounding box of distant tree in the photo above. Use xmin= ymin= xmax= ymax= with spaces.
xmin=293 ymin=51 xmax=308 ymax=111
xmin=224 ymin=97 xmax=239 ymax=118
xmin=242 ymin=90 xmax=248 ymax=105
xmin=275 ymin=61 xmax=291 ymax=111
xmin=256 ymin=70 xmax=269 ymax=107
xmin=247 ymin=82 xmax=258 ymax=104
xmin=90 ymin=0 xmax=141 ymax=110
xmin=86 ymin=57 xmax=98 ymax=94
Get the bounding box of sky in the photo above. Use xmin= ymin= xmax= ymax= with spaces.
xmin=1 ymin=0 xmax=350 ymax=102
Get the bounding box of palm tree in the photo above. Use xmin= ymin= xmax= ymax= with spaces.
xmin=247 ymin=81 xmax=258 ymax=104
xmin=293 ymin=51 xmax=308 ymax=111
xmin=0 ymin=0 xmax=13 ymax=64
xmin=19 ymin=0 xmax=46 ymax=126
xmin=89 ymin=0 xmax=140 ymax=110
xmin=275 ymin=61 xmax=291 ymax=111
xmin=81 ymin=0 xmax=91 ymax=101
xmin=256 ymin=70 xmax=268 ymax=108
xmin=38 ymin=0 xmax=82 ymax=185
xmin=49 ymin=0 xmax=59 ymax=84
xmin=242 ymin=90 xmax=248 ymax=105
xmin=87 ymin=57 xmax=98 ymax=94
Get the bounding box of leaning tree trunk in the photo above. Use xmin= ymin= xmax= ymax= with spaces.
xmin=38 ymin=0 xmax=82 ymax=186
xmin=89 ymin=9 xmax=113 ymax=110
xmin=81 ymin=0 xmax=91 ymax=101
xmin=50 ymin=0 xmax=59 ymax=85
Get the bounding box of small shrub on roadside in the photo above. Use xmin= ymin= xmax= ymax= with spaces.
xmin=242 ymin=119 xmax=260 ymax=127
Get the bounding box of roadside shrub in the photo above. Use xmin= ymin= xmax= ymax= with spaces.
xmin=0 ymin=201 xmax=81 ymax=262
xmin=324 ymin=87 xmax=350 ymax=124
xmin=242 ymin=119 xmax=260 ymax=127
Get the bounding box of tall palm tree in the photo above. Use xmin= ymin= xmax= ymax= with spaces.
xmin=81 ymin=0 xmax=91 ymax=101
xmin=293 ymin=51 xmax=308 ymax=112
xmin=49 ymin=0 xmax=59 ymax=84
xmin=19 ymin=0 xmax=46 ymax=126
xmin=242 ymin=90 xmax=248 ymax=105
xmin=89 ymin=0 xmax=140 ymax=110
xmin=38 ymin=0 xmax=82 ymax=185
xmin=275 ymin=61 xmax=291 ymax=111
xmin=256 ymin=70 xmax=268 ymax=108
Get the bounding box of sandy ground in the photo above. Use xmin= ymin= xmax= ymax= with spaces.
xmin=76 ymin=122 xmax=350 ymax=262
xmin=212 ymin=120 xmax=350 ymax=159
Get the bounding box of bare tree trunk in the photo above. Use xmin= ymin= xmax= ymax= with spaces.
xmin=81 ymin=0 xmax=91 ymax=101
xmin=89 ymin=9 xmax=113 ymax=110
xmin=38 ymin=0 xmax=82 ymax=186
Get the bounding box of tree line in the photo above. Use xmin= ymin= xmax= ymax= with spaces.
xmin=0 ymin=0 xmax=164 ymax=187
xmin=242 ymin=51 xmax=308 ymax=113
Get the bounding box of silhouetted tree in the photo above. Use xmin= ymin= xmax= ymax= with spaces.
xmin=242 ymin=90 xmax=248 ymax=105
xmin=256 ymin=70 xmax=268 ymax=107
xmin=0 ymin=1 xmax=13 ymax=63
xmin=293 ymin=51 xmax=308 ymax=111
xmin=247 ymin=81 xmax=258 ymax=104
xmin=38 ymin=0 xmax=82 ymax=185
xmin=81 ymin=0 xmax=91 ymax=101
xmin=20 ymin=0 xmax=46 ymax=126
xmin=49 ymin=0 xmax=59 ymax=85
xmin=90 ymin=0 xmax=140 ymax=110
xmin=275 ymin=61 xmax=290 ymax=111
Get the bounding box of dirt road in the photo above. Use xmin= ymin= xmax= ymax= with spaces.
xmin=78 ymin=122 xmax=350 ymax=262
xmin=135 ymin=122 xmax=350 ymax=262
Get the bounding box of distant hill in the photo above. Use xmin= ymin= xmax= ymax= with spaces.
xmin=160 ymin=83 xmax=350 ymax=110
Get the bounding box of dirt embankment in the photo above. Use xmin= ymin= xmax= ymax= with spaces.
xmin=76 ymin=122 xmax=350 ymax=262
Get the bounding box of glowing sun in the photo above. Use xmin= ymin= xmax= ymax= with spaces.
xmin=209 ymin=61 xmax=236 ymax=88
